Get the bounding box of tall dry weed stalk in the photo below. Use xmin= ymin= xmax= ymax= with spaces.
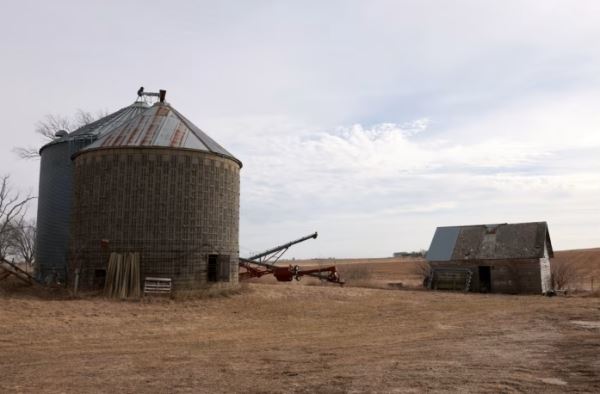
xmin=411 ymin=261 xmax=431 ymax=287
xmin=551 ymin=260 xmax=580 ymax=290
xmin=337 ymin=265 xmax=373 ymax=283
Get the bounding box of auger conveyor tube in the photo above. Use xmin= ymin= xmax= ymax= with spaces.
xmin=247 ymin=232 xmax=318 ymax=262
xmin=239 ymin=231 xmax=344 ymax=285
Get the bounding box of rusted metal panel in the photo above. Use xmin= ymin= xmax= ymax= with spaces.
xmin=39 ymin=101 xmax=150 ymax=154
xmin=81 ymin=102 xmax=241 ymax=166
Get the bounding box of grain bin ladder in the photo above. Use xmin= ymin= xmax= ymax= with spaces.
xmin=239 ymin=232 xmax=344 ymax=285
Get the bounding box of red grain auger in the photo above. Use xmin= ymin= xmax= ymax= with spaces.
xmin=239 ymin=232 xmax=344 ymax=285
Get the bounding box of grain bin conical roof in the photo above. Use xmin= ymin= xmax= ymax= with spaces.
xmin=39 ymin=101 xmax=150 ymax=154
xmin=80 ymin=101 xmax=241 ymax=166
xmin=70 ymin=101 xmax=150 ymax=137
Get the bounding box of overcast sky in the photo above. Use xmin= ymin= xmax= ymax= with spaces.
xmin=1 ymin=1 xmax=599 ymax=258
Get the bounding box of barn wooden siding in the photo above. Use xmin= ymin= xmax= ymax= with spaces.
xmin=429 ymin=259 xmax=543 ymax=294
xmin=426 ymin=222 xmax=554 ymax=294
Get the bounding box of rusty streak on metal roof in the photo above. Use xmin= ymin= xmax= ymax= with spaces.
xmin=79 ymin=102 xmax=241 ymax=166
xmin=39 ymin=101 xmax=150 ymax=154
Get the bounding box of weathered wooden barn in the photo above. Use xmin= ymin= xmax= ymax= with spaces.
xmin=425 ymin=222 xmax=553 ymax=294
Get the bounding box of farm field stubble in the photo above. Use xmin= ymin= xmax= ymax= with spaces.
xmin=1 ymin=250 xmax=600 ymax=393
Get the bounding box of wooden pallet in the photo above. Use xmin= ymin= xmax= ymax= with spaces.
xmin=143 ymin=277 xmax=172 ymax=295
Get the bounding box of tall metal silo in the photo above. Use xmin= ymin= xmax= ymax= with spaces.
xmin=36 ymin=101 xmax=150 ymax=282
xmin=70 ymin=94 xmax=242 ymax=290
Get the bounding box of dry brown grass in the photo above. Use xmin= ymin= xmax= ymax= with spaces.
xmin=0 ymin=276 xmax=70 ymax=299
xmin=171 ymin=283 xmax=250 ymax=301
xmin=2 ymin=250 xmax=600 ymax=392
xmin=1 ymin=283 xmax=600 ymax=393
xmin=288 ymin=257 xmax=428 ymax=289
xmin=410 ymin=260 xmax=431 ymax=285
xmin=551 ymin=259 xmax=582 ymax=291
xmin=336 ymin=264 xmax=374 ymax=287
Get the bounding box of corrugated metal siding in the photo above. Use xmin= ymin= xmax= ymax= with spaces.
xmin=36 ymin=140 xmax=89 ymax=280
xmin=35 ymin=102 xmax=151 ymax=281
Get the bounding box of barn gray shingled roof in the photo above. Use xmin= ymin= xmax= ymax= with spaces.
xmin=426 ymin=222 xmax=553 ymax=262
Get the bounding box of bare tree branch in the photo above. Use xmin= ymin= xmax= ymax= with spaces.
xmin=0 ymin=175 xmax=35 ymax=261
xmin=0 ymin=222 xmax=17 ymax=261
xmin=12 ymin=146 xmax=40 ymax=160
xmin=411 ymin=260 xmax=431 ymax=287
xmin=551 ymin=260 xmax=580 ymax=290
xmin=74 ymin=109 xmax=96 ymax=128
xmin=35 ymin=114 xmax=73 ymax=141
xmin=14 ymin=109 xmax=108 ymax=160
xmin=11 ymin=218 xmax=36 ymax=271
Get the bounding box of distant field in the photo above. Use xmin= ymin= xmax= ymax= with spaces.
xmin=283 ymin=248 xmax=600 ymax=290
xmin=553 ymin=248 xmax=600 ymax=290
xmin=282 ymin=257 xmax=426 ymax=288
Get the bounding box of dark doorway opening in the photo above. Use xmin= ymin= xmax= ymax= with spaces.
xmin=478 ymin=266 xmax=491 ymax=293
xmin=94 ymin=269 xmax=107 ymax=288
xmin=207 ymin=254 xmax=218 ymax=282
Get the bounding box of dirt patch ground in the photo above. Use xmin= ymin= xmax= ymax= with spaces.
xmin=1 ymin=282 xmax=599 ymax=393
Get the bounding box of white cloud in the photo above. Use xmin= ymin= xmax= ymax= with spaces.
xmin=239 ymin=90 xmax=600 ymax=256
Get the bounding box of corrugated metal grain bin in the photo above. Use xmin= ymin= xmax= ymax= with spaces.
xmin=36 ymin=102 xmax=149 ymax=282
